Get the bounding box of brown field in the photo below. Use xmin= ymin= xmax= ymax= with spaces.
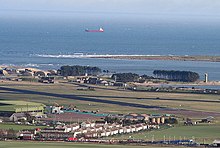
xmin=43 ymin=112 xmax=103 ymax=122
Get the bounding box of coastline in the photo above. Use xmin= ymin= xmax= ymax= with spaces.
xmin=89 ymin=55 xmax=220 ymax=62
xmin=133 ymin=81 xmax=220 ymax=86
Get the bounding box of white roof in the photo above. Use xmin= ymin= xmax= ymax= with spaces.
xmin=213 ymin=140 xmax=220 ymax=144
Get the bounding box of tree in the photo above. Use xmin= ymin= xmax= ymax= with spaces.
xmin=59 ymin=65 xmax=101 ymax=76
xmin=111 ymin=73 xmax=139 ymax=82
xmin=153 ymin=70 xmax=199 ymax=82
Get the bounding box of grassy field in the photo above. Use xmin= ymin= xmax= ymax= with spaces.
xmin=0 ymin=81 xmax=220 ymax=116
xmin=0 ymin=100 xmax=44 ymax=112
xmin=108 ymin=124 xmax=220 ymax=143
xmin=0 ymin=141 xmax=185 ymax=148
xmin=0 ymin=123 xmax=46 ymax=131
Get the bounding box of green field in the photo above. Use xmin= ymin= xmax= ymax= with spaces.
xmin=0 ymin=100 xmax=45 ymax=112
xmin=108 ymin=124 xmax=220 ymax=143
xmin=0 ymin=141 xmax=183 ymax=148
xmin=0 ymin=123 xmax=46 ymax=131
xmin=0 ymin=81 xmax=220 ymax=115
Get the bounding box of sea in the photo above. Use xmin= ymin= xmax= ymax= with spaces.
xmin=0 ymin=11 xmax=220 ymax=81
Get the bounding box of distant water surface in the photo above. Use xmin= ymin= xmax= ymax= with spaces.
xmin=0 ymin=13 xmax=220 ymax=80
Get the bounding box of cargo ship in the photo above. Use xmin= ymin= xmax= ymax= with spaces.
xmin=85 ymin=27 xmax=104 ymax=32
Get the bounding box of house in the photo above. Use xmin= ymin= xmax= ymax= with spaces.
xmin=118 ymin=128 xmax=124 ymax=134
xmin=124 ymin=127 xmax=131 ymax=133
xmin=110 ymin=129 xmax=115 ymax=135
xmin=112 ymin=128 xmax=119 ymax=135
xmin=140 ymin=114 xmax=150 ymax=121
xmin=135 ymin=124 xmax=143 ymax=132
xmin=105 ymin=130 xmax=111 ymax=136
xmin=100 ymin=80 xmax=108 ymax=86
xmin=3 ymin=68 xmax=18 ymax=75
xmin=135 ymin=115 xmax=145 ymax=121
xmin=71 ymin=124 xmax=80 ymax=131
xmin=47 ymin=70 xmax=57 ymax=76
xmin=34 ymin=71 xmax=46 ymax=77
xmin=99 ymin=130 xmax=106 ymax=137
xmin=56 ymin=124 xmax=79 ymax=133
xmin=82 ymin=128 xmax=88 ymax=133
xmin=113 ymin=123 xmax=122 ymax=128
xmin=50 ymin=106 xmax=63 ymax=114
xmin=130 ymin=126 xmax=136 ymax=132
xmin=73 ymin=130 xmax=82 ymax=137
xmin=148 ymin=125 xmax=159 ymax=129
xmin=94 ymin=125 xmax=103 ymax=131
xmin=19 ymin=131 xmax=34 ymax=140
xmin=89 ymin=127 xmax=96 ymax=132
xmin=40 ymin=131 xmax=74 ymax=140
xmin=38 ymin=77 xmax=55 ymax=83
xmin=0 ymin=69 xmax=9 ymax=76
xmin=141 ymin=124 xmax=148 ymax=130
xmin=86 ymin=77 xmax=102 ymax=84
xmin=20 ymin=71 xmax=34 ymax=76
xmin=213 ymin=140 xmax=220 ymax=147
xmin=81 ymin=121 xmax=95 ymax=128
xmin=9 ymin=113 xmax=27 ymax=122
xmin=84 ymin=132 xmax=98 ymax=138
xmin=124 ymin=114 xmax=136 ymax=121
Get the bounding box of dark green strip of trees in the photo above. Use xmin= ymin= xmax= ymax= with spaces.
xmin=59 ymin=65 xmax=101 ymax=76
xmin=153 ymin=70 xmax=200 ymax=82
xmin=111 ymin=73 xmax=140 ymax=82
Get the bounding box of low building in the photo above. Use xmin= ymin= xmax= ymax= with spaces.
xmin=34 ymin=71 xmax=48 ymax=77
xmin=19 ymin=131 xmax=34 ymax=140
xmin=140 ymin=114 xmax=150 ymax=121
xmin=81 ymin=121 xmax=95 ymax=128
xmin=118 ymin=128 xmax=124 ymax=134
xmin=73 ymin=131 xmax=81 ymax=137
xmin=49 ymin=106 xmax=64 ymax=114
xmin=105 ymin=130 xmax=111 ymax=136
xmin=40 ymin=131 xmax=74 ymax=140
xmin=38 ymin=77 xmax=55 ymax=83
xmin=213 ymin=140 xmax=220 ymax=147
xmin=99 ymin=130 xmax=106 ymax=137
xmin=10 ymin=113 xmax=27 ymax=122
xmin=0 ymin=69 xmax=9 ymax=76
xmin=149 ymin=115 xmax=165 ymax=124
xmin=84 ymin=132 xmax=98 ymax=138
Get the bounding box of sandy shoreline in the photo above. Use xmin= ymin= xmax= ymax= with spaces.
xmin=90 ymin=55 xmax=220 ymax=62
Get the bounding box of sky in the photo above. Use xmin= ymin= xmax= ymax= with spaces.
xmin=1 ymin=0 xmax=220 ymax=22
xmin=1 ymin=0 xmax=220 ymax=15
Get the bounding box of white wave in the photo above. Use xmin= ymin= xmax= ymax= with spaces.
xmin=22 ymin=63 xmax=40 ymax=67
xmin=33 ymin=54 xmax=163 ymax=59
xmin=21 ymin=63 xmax=56 ymax=68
